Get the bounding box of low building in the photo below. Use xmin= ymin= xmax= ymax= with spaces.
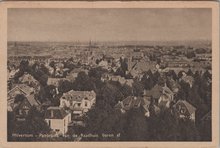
xmin=173 ymin=100 xmax=196 ymax=122
xmin=45 ymin=107 xmax=71 ymax=135
xmin=60 ymin=90 xmax=96 ymax=116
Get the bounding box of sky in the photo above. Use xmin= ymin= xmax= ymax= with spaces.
xmin=8 ymin=8 xmax=211 ymax=42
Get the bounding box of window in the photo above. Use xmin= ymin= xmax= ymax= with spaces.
xmin=48 ymin=120 xmax=51 ymax=127
xmin=55 ymin=129 xmax=60 ymax=132
xmin=78 ymin=103 xmax=81 ymax=107
xmin=19 ymin=110 xmax=23 ymax=115
xmin=24 ymin=109 xmax=29 ymax=115
xmin=85 ymin=102 xmax=88 ymax=107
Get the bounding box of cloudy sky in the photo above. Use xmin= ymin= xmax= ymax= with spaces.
xmin=8 ymin=8 xmax=211 ymax=42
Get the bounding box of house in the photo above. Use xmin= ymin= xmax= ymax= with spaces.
xmin=60 ymin=90 xmax=96 ymax=116
xmin=173 ymin=100 xmax=196 ymax=122
xmin=181 ymin=73 xmax=194 ymax=88
xmin=13 ymin=94 xmax=40 ymax=121
xmin=7 ymin=84 xmax=34 ymax=111
xmin=47 ymin=78 xmax=67 ymax=87
xmin=45 ymin=107 xmax=71 ymax=135
xmin=19 ymin=73 xmax=40 ymax=89
xmin=98 ymin=60 xmax=109 ymax=69
xmin=158 ymin=84 xmax=174 ymax=108
xmin=128 ymin=58 xmax=156 ymax=78
xmin=114 ymin=96 xmax=160 ymax=117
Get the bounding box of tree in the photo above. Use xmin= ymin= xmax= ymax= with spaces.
xmin=141 ymin=72 xmax=155 ymax=90
xmin=186 ymin=51 xmax=196 ymax=59
xmin=14 ymin=94 xmax=26 ymax=104
xmin=72 ymin=71 xmax=95 ymax=91
xmin=88 ymin=67 xmax=108 ymax=80
xmin=187 ymin=69 xmax=194 ymax=77
xmin=58 ymin=80 xmax=73 ymax=94
xmin=9 ymin=107 xmax=50 ymax=141
xmin=132 ymin=78 xmax=144 ymax=97
xmin=123 ymin=108 xmax=148 ymax=141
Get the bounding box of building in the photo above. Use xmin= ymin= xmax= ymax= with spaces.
xmin=115 ymin=96 xmax=160 ymax=117
xmin=45 ymin=107 xmax=71 ymax=135
xmin=173 ymin=100 xmax=196 ymax=122
xmin=13 ymin=94 xmax=40 ymax=121
xmin=7 ymin=84 xmax=35 ymax=111
xmin=101 ymin=73 xmax=134 ymax=87
xmin=19 ymin=73 xmax=40 ymax=89
xmin=98 ymin=60 xmax=108 ymax=67
xmin=47 ymin=78 xmax=67 ymax=87
xmin=60 ymin=90 xmax=96 ymax=116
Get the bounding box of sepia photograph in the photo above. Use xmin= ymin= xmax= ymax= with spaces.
xmin=0 ymin=1 xmax=219 ymax=148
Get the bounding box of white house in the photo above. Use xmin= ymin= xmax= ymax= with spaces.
xmin=60 ymin=90 xmax=96 ymax=116
xmin=45 ymin=107 xmax=71 ymax=135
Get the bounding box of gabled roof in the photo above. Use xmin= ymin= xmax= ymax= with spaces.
xmin=174 ymin=100 xmax=196 ymax=115
xmin=19 ymin=73 xmax=38 ymax=83
xmin=115 ymin=96 xmax=149 ymax=112
xmin=26 ymin=94 xmax=40 ymax=106
xmin=8 ymin=84 xmax=33 ymax=96
xmin=45 ymin=107 xmax=69 ymax=119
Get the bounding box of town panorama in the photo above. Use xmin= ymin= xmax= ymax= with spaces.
xmin=7 ymin=40 xmax=212 ymax=141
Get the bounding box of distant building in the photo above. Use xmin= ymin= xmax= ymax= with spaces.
xmin=47 ymin=78 xmax=67 ymax=87
xmin=45 ymin=107 xmax=71 ymax=135
xmin=101 ymin=73 xmax=134 ymax=87
xmin=7 ymin=68 xmax=19 ymax=80
xmin=60 ymin=90 xmax=96 ymax=116
xmin=181 ymin=73 xmax=194 ymax=88
xmin=98 ymin=60 xmax=109 ymax=70
xmin=173 ymin=100 xmax=196 ymax=122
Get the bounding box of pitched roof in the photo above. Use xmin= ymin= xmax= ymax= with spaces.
xmin=26 ymin=94 xmax=40 ymax=106
xmin=45 ymin=107 xmax=69 ymax=119
xmin=174 ymin=100 xmax=196 ymax=115
xmin=115 ymin=96 xmax=149 ymax=111
xmin=8 ymin=84 xmax=33 ymax=96
xmin=61 ymin=90 xmax=96 ymax=102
